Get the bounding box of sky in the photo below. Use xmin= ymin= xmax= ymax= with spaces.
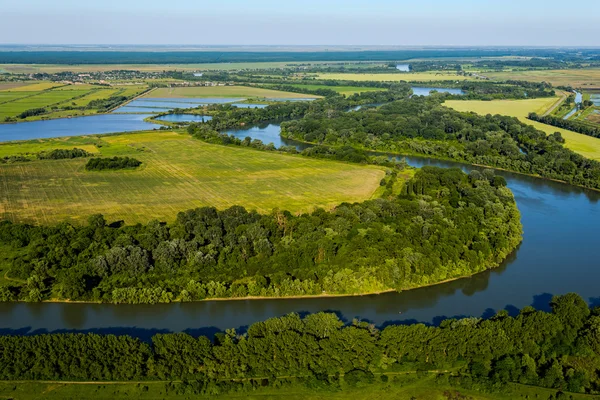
xmin=1 ymin=0 xmax=599 ymax=46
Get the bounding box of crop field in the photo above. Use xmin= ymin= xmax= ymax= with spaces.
xmin=0 ymin=84 xmax=149 ymax=120
xmin=0 ymin=87 xmax=94 ymax=118
xmin=484 ymin=69 xmax=600 ymax=88
xmin=281 ymin=84 xmax=386 ymax=95
xmin=445 ymin=98 xmax=600 ymax=160
xmin=315 ymin=72 xmax=477 ymax=82
xmin=143 ymin=86 xmax=319 ymax=99
xmin=0 ymin=131 xmax=384 ymax=224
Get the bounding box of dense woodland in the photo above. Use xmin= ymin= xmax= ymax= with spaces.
xmin=279 ymin=96 xmax=600 ymax=190
xmin=0 ymin=167 xmax=521 ymax=303
xmin=0 ymin=294 xmax=599 ymax=396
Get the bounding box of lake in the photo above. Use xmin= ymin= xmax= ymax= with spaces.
xmin=154 ymin=114 xmax=213 ymax=123
xmin=396 ymin=64 xmax=410 ymax=72
xmin=0 ymin=114 xmax=157 ymax=142
xmin=2 ymin=121 xmax=600 ymax=339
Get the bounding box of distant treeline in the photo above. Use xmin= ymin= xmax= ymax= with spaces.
xmin=85 ymin=156 xmax=142 ymax=171
xmin=1 ymin=49 xmax=596 ymax=64
xmin=0 ymin=167 xmax=521 ymax=304
xmin=0 ymin=293 xmax=599 ymax=396
xmin=529 ymin=113 xmax=600 ymax=138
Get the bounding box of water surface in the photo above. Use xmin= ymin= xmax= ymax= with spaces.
xmin=396 ymin=64 xmax=410 ymax=72
xmin=2 ymin=123 xmax=600 ymax=338
xmin=0 ymin=114 xmax=156 ymax=142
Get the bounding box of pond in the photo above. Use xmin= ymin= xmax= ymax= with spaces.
xmin=396 ymin=64 xmax=410 ymax=72
xmin=0 ymin=114 xmax=157 ymax=142
xmin=412 ymin=87 xmax=464 ymax=96
xmin=2 ymin=122 xmax=600 ymax=339
xmin=154 ymin=114 xmax=213 ymax=123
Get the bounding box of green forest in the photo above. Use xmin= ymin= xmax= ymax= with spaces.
xmin=277 ymin=96 xmax=600 ymax=190
xmin=0 ymin=167 xmax=521 ymax=304
xmin=0 ymin=293 xmax=599 ymax=397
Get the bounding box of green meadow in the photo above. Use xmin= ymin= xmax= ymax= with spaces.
xmin=0 ymin=131 xmax=384 ymax=225
xmin=0 ymin=374 xmax=593 ymax=400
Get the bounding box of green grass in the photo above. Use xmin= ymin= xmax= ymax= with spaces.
xmin=315 ymin=72 xmax=477 ymax=82
xmin=0 ymin=131 xmax=384 ymax=224
xmin=0 ymin=375 xmax=595 ymax=400
xmin=0 ymin=88 xmax=94 ymax=118
xmin=0 ymin=84 xmax=149 ymax=120
xmin=277 ymin=84 xmax=386 ymax=95
xmin=444 ymin=98 xmax=600 ymax=160
xmin=143 ymin=86 xmax=320 ymax=99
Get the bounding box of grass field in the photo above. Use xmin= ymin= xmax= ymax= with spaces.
xmin=445 ymin=97 xmax=600 ymax=160
xmin=0 ymin=375 xmax=593 ymax=400
xmin=279 ymin=84 xmax=386 ymax=95
xmin=0 ymin=84 xmax=148 ymax=120
xmin=0 ymin=131 xmax=384 ymax=224
xmin=484 ymin=69 xmax=600 ymax=88
xmin=143 ymin=86 xmax=320 ymax=99
xmin=315 ymin=72 xmax=477 ymax=82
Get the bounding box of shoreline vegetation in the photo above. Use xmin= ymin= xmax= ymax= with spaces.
xmin=0 ymin=166 xmax=522 ymax=305
xmin=1 ymin=293 xmax=599 ymax=398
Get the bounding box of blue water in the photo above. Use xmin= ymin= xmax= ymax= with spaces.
xmin=113 ymin=106 xmax=174 ymax=113
xmin=412 ymin=87 xmax=465 ymax=96
xmin=396 ymin=64 xmax=410 ymax=72
xmin=112 ymin=98 xmax=245 ymax=113
xmin=591 ymin=94 xmax=600 ymax=107
xmin=2 ymin=122 xmax=600 ymax=336
xmin=155 ymin=114 xmax=213 ymax=123
xmin=230 ymin=103 xmax=268 ymax=109
xmin=0 ymin=114 xmax=157 ymax=142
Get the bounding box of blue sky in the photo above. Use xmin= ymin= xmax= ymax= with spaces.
xmin=1 ymin=0 xmax=599 ymax=46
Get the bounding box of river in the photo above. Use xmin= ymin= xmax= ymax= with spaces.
xmin=1 ymin=122 xmax=599 ymax=339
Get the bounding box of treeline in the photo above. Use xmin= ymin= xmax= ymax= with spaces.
xmin=529 ymin=113 xmax=600 ymax=139
xmin=0 ymin=148 xmax=91 ymax=164
xmin=280 ymin=96 xmax=600 ymax=190
xmin=0 ymin=293 xmax=599 ymax=396
xmin=188 ymin=123 xmax=399 ymax=166
xmin=193 ymin=84 xmax=413 ymax=131
xmin=0 ymin=167 xmax=521 ymax=303
xmin=85 ymin=156 xmax=142 ymax=171
xmin=87 ymin=95 xmax=128 ymax=112
xmin=38 ymin=148 xmax=91 ymax=160
xmin=17 ymin=107 xmax=46 ymax=119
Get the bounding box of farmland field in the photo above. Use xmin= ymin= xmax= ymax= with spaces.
xmin=484 ymin=68 xmax=600 ymax=87
xmin=143 ymin=86 xmax=320 ymax=99
xmin=445 ymin=98 xmax=600 ymax=160
xmin=0 ymin=131 xmax=384 ymax=224
xmin=315 ymin=72 xmax=477 ymax=82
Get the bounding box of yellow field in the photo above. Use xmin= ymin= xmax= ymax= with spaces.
xmin=0 ymin=131 xmax=384 ymax=224
xmin=484 ymin=69 xmax=600 ymax=88
xmin=316 ymin=72 xmax=477 ymax=82
xmin=445 ymin=98 xmax=600 ymax=160
xmin=144 ymin=86 xmax=320 ymax=99
xmin=6 ymin=82 xmax=63 ymax=91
